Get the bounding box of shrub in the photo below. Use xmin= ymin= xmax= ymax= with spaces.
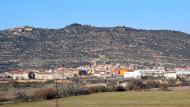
xmin=167 ymin=79 xmax=177 ymax=87
xmin=93 ymin=86 xmax=108 ymax=92
xmin=45 ymin=88 xmax=58 ymax=99
xmin=116 ymin=85 xmax=126 ymax=91
xmin=107 ymin=85 xmax=117 ymax=92
xmin=57 ymin=83 xmax=83 ymax=97
xmin=176 ymin=79 xmax=182 ymax=86
xmin=142 ymin=76 xmax=156 ymax=80
xmin=0 ymin=94 xmax=9 ymax=103
xmin=125 ymin=83 xmax=133 ymax=91
xmin=128 ymin=79 xmax=143 ymax=91
xmin=178 ymin=78 xmax=190 ymax=86
xmin=98 ymin=86 xmax=108 ymax=92
xmin=33 ymin=88 xmax=57 ymax=100
xmin=159 ymin=83 xmax=169 ymax=91
xmin=14 ymin=91 xmax=28 ymax=102
xmin=78 ymin=87 xmax=90 ymax=95
xmin=143 ymin=80 xmax=160 ymax=89
xmin=89 ymin=86 xmax=98 ymax=93
xmin=0 ymin=84 xmax=9 ymax=92
xmin=46 ymin=80 xmax=54 ymax=84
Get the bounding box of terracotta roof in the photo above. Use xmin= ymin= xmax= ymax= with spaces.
xmin=9 ymin=70 xmax=29 ymax=74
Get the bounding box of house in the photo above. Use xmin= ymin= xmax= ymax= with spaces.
xmin=35 ymin=72 xmax=53 ymax=80
xmin=63 ymin=68 xmax=78 ymax=78
xmin=111 ymin=69 xmax=119 ymax=74
xmin=175 ymin=67 xmax=190 ymax=78
xmin=111 ymin=69 xmax=119 ymax=78
xmin=140 ymin=68 xmax=165 ymax=77
xmin=53 ymin=67 xmax=78 ymax=78
xmin=13 ymin=26 xmax=32 ymax=32
xmin=78 ymin=64 xmax=113 ymax=78
xmin=164 ymin=71 xmax=177 ymax=79
xmin=7 ymin=70 xmax=29 ymax=80
xmin=176 ymin=67 xmax=190 ymax=75
xmin=123 ymin=70 xmax=141 ymax=79
xmin=111 ymin=67 xmax=134 ymax=77
xmin=118 ymin=69 xmax=127 ymax=77
xmin=35 ymin=72 xmax=63 ymax=80
xmin=54 ymin=73 xmax=64 ymax=79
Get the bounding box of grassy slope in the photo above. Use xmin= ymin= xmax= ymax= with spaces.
xmin=2 ymin=91 xmax=190 ymax=107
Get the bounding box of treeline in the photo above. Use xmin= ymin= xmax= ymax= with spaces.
xmin=1 ymin=78 xmax=190 ymax=105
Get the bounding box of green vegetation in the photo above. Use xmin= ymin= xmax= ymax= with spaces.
xmin=2 ymin=91 xmax=190 ymax=107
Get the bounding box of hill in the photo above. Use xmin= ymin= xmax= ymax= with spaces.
xmin=0 ymin=23 xmax=190 ymax=72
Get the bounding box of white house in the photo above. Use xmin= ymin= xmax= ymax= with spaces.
xmin=124 ymin=70 xmax=141 ymax=79
xmin=175 ymin=68 xmax=190 ymax=78
xmin=140 ymin=68 xmax=165 ymax=77
xmin=164 ymin=71 xmax=177 ymax=79
xmin=35 ymin=72 xmax=63 ymax=80
xmin=7 ymin=70 xmax=29 ymax=80
xmin=176 ymin=68 xmax=190 ymax=75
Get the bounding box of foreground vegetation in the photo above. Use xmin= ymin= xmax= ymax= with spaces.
xmin=1 ymin=78 xmax=190 ymax=104
xmin=1 ymin=91 xmax=190 ymax=107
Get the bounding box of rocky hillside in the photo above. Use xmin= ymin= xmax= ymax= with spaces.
xmin=0 ymin=23 xmax=190 ymax=72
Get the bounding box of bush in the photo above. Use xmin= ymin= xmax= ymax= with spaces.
xmin=159 ymin=83 xmax=169 ymax=91
xmin=178 ymin=78 xmax=190 ymax=86
xmin=142 ymin=76 xmax=156 ymax=80
xmin=46 ymin=80 xmax=54 ymax=84
xmin=91 ymin=86 xmax=108 ymax=93
xmin=82 ymin=85 xmax=109 ymax=94
xmin=14 ymin=91 xmax=28 ymax=102
xmin=0 ymin=94 xmax=9 ymax=103
xmin=143 ymin=80 xmax=160 ymax=89
xmin=57 ymin=83 xmax=83 ymax=97
xmin=116 ymin=85 xmax=126 ymax=91
xmin=45 ymin=88 xmax=58 ymax=99
xmin=0 ymin=84 xmax=9 ymax=92
xmin=107 ymin=85 xmax=117 ymax=92
xmin=88 ymin=86 xmax=97 ymax=93
xmin=176 ymin=79 xmax=182 ymax=86
xmin=127 ymin=79 xmax=143 ymax=91
xmin=167 ymin=79 xmax=177 ymax=87
xmin=33 ymin=88 xmax=57 ymax=100
xmin=125 ymin=83 xmax=133 ymax=91
xmin=98 ymin=86 xmax=108 ymax=92
xmin=78 ymin=87 xmax=90 ymax=95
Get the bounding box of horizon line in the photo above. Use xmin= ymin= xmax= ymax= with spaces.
xmin=0 ymin=23 xmax=189 ymax=34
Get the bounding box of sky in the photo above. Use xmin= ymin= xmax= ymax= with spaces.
xmin=0 ymin=0 xmax=190 ymax=33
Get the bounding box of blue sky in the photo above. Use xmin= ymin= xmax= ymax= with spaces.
xmin=1 ymin=0 xmax=190 ymax=33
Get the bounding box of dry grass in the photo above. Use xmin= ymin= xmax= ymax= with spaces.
xmin=2 ymin=91 xmax=190 ymax=107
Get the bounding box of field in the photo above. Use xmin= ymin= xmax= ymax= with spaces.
xmin=1 ymin=91 xmax=190 ymax=107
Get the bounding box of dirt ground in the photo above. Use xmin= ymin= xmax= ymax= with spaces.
xmin=169 ymin=86 xmax=190 ymax=91
xmin=149 ymin=86 xmax=190 ymax=91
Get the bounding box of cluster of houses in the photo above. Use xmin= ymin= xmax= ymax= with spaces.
xmin=2 ymin=67 xmax=78 ymax=80
xmin=1 ymin=65 xmax=190 ymax=81
xmin=78 ymin=65 xmax=190 ymax=79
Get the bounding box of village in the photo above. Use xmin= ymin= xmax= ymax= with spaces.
xmin=0 ymin=64 xmax=190 ymax=82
